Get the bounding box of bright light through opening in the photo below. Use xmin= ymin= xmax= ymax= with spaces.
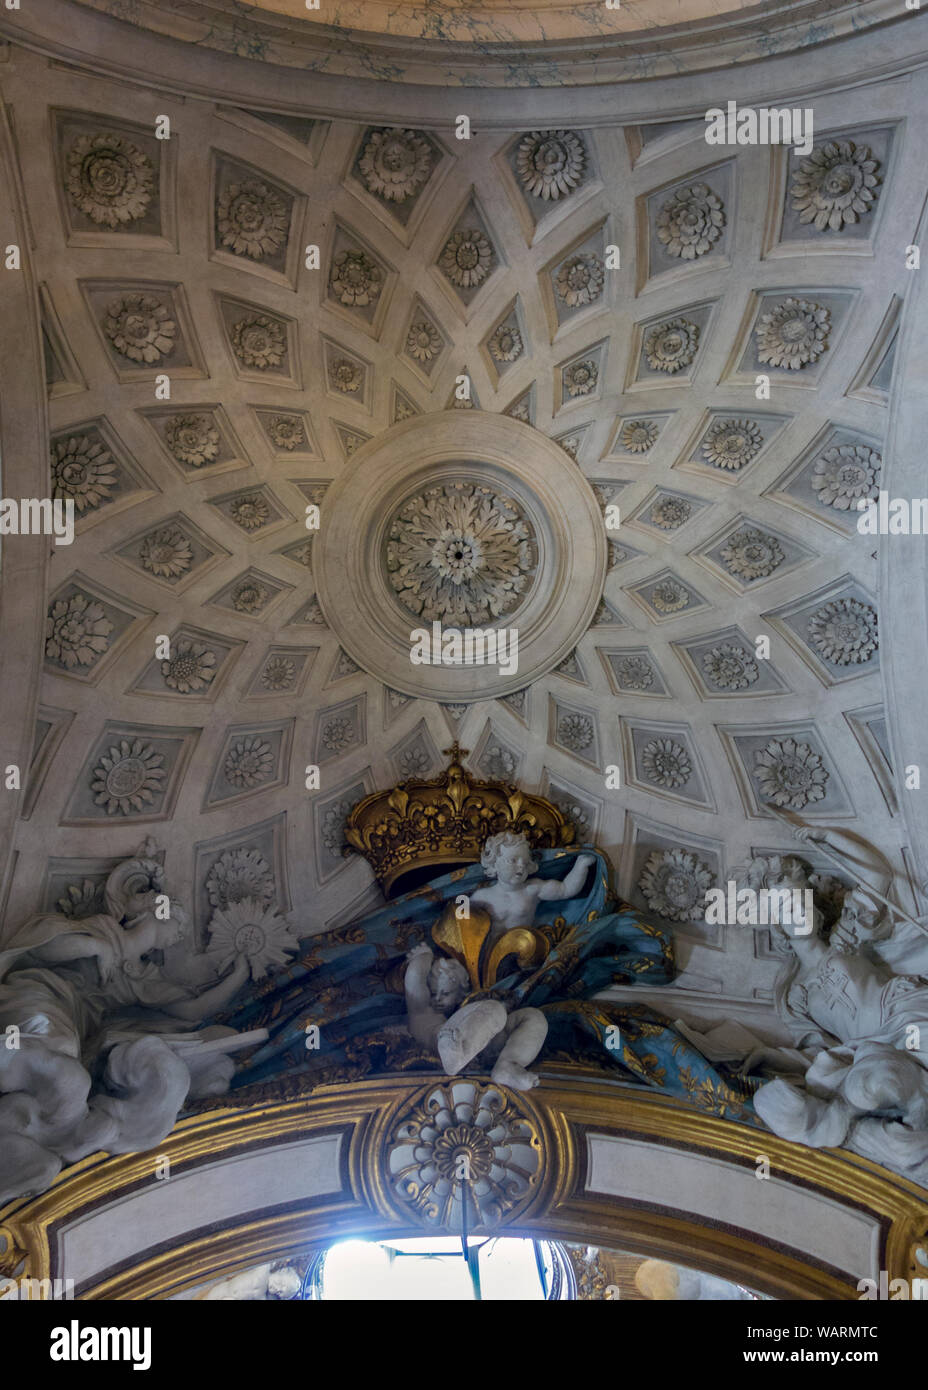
xmin=316 ymin=1236 xmax=554 ymax=1300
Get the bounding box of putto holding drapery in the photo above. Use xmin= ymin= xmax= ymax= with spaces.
xmin=14 ymin=751 xmax=926 ymax=1204
xmin=223 ymin=747 xmax=754 ymax=1117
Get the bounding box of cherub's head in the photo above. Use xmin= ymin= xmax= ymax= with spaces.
xmin=427 ymin=956 xmax=470 ymax=1012
xmin=634 ymin=1259 xmax=686 ymax=1300
xmin=481 ymin=832 xmax=537 ymax=890
xmin=267 ymin=1264 xmax=302 ymax=1300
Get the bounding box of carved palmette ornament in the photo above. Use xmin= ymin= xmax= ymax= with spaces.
xmin=343 ymin=743 xmax=574 ymax=895
xmin=385 ymin=1080 xmax=542 ymax=1232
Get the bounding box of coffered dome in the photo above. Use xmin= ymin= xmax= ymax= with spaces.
xmin=0 ymin=26 xmax=919 ymax=976
xmin=0 ymin=0 xmax=927 ymax=1317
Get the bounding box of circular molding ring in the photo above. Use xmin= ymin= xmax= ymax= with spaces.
xmin=314 ymin=411 xmax=607 ymax=701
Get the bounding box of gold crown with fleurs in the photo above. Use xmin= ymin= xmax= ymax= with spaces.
xmin=343 ymin=743 xmax=575 ymax=897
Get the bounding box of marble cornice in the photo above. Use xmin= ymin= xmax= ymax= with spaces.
xmin=0 ymin=0 xmax=924 ymax=97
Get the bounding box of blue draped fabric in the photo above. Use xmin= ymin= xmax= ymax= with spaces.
xmin=222 ymin=848 xmax=755 ymax=1120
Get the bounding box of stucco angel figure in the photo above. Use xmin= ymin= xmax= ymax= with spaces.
xmin=226 ymin=829 xmax=753 ymax=1121
xmin=0 ymin=842 xmax=265 ymax=1204
xmin=404 ymin=832 xmax=596 ymax=1091
xmin=719 ymin=820 xmax=928 ymax=1180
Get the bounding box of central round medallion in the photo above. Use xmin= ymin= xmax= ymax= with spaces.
xmin=313 ymin=411 xmax=607 ymax=700
xmin=384 ymin=481 xmax=537 ymax=626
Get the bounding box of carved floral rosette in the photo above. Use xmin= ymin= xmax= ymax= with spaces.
xmin=386 ymin=1080 xmax=542 ymax=1232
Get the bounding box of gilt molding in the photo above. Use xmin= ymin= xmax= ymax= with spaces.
xmin=3 ymin=1073 xmax=926 ymax=1301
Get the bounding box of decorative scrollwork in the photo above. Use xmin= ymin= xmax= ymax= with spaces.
xmin=386 ymin=1079 xmax=542 ymax=1232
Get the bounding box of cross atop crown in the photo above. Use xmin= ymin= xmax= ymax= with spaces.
xmin=442 ymin=742 xmax=470 ymax=767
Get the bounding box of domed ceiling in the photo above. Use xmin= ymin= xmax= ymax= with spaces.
xmin=1 ymin=32 xmax=925 ymax=1020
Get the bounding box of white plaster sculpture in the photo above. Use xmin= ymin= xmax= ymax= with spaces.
xmin=404 ymin=833 xmax=595 ymax=1091
xmin=728 ymin=822 xmax=928 ymax=1182
xmin=198 ymin=1261 xmax=302 ymax=1300
xmin=470 ymin=834 xmax=596 ymax=938
xmin=0 ymin=841 xmax=265 ymax=1204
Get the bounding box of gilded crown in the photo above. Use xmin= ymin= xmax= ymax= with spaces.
xmin=343 ymin=743 xmax=575 ymax=897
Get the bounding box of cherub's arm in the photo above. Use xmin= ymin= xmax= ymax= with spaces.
xmin=404 ymin=943 xmax=433 ymax=1009
xmin=404 ymin=943 xmax=444 ymax=1047
xmin=536 ymin=853 xmax=596 ymax=901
